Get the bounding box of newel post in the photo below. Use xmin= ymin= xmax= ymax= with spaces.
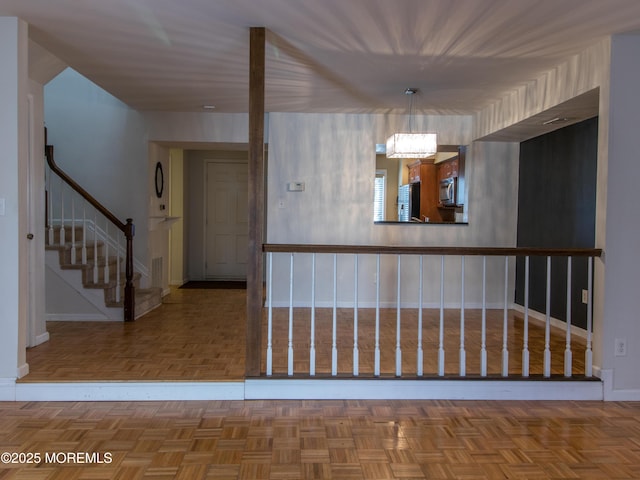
xmin=124 ymin=218 xmax=135 ymax=322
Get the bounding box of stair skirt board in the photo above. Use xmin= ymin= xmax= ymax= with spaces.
xmin=45 ymin=244 xmax=162 ymax=321
xmin=1 ymin=379 xmax=603 ymax=402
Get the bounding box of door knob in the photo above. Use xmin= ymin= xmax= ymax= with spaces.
xmin=26 ymin=233 xmax=34 ymax=240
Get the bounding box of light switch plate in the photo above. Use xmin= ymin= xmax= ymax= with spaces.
xmin=0 ymin=198 xmax=5 ymax=216
xmin=287 ymin=182 xmax=305 ymax=192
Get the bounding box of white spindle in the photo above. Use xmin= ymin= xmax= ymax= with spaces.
xmin=395 ymin=255 xmax=402 ymax=377
xmin=104 ymin=222 xmax=110 ymax=284
xmin=115 ymin=232 xmax=121 ymax=303
xmin=81 ymin=202 xmax=87 ymax=265
xmin=310 ymin=253 xmax=316 ymax=376
xmin=353 ymin=254 xmax=359 ymax=376
xmin=544 ymin=256 xmax=552 ymax=377
xmin=585 ymin=256 xmax=593 ymax=377
xmin=564 ymin=256 xmax=573 ymax=377
xmin=93 ymin=211 xmax=99 ymax=284
xmin=331 ymin=254 xmax=338 ymax=376
xmin=480 ymin=256 xmax=487 ymax=377
xmin=47 ymin=169 xmax=54 ymax=246
xmin=287 ymin=253 xmax=294 ymax=376
xmin=266 ymin=252 xmax=273 ymax=376
xmin=459 ymin=256 xmax=466 ymax=376
xmin=374 ymin=254 xmax=381 ymax=376
xmin=502 ymin=256 xmax=509 ymax=377
xmin=59 ymin=180 xmax=65 ymax=246
xmin=522 ymin=256 xmax=530 ymax=377
xmin=70 ymin=195 xmax=76 ymax=264
xmin=417 ymin=256 xmax=424 ymax=376
xmin=438 ymin=255 xmax=445 ymax=376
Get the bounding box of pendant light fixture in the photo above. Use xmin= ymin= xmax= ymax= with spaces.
xmin=386 ymin=88 xmax=437 ymax=158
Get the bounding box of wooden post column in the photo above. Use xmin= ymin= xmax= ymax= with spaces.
xmin=246 ymin=27 xmax=265 ymax=377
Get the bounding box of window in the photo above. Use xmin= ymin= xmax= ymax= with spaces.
xmin=373 ymin=169 xmax=386 ymax=221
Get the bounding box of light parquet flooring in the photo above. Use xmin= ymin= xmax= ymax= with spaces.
xmin=1 ymin=399 xmax=640 ymax=479
xmin=22 ymin=288 xmax=247 ymax=382
xmin=23 ymin=287 xmax=588 ymax=382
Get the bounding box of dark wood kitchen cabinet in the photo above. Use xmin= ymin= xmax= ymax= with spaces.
xmin=407 ymin=159 xmax=441 ymax=222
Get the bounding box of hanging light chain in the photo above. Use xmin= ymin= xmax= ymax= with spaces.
xmin=405 ymin=88 xmax=417 ymax=133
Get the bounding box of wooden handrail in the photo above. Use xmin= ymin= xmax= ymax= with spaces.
xmin=263 ymin=244 xmax=603 ymax=258
xmin=45 ymin=145 xmax=135 ymax=321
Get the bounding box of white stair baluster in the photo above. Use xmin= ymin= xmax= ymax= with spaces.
xmin=115 ymin=232 xmax=121 ymax=303
xmin=331 ymin=254 xmax=338 ymax=376
xmin=93 ymin=210 xmax=99 ymax=285
xmin=266 ymin=252 xmax=273 ymax=376
xmin=353 ymin=254 xmax=359 ymax=376
xmin=544 ymin=256 xmax=552 ymax=377
xmin=480 ymin=256 xmax=487 ymax=377
xmin=59 ymin=180 xmax=65 ymax=246
xmin=309 ymin=253 xmax=316 ymax=376
xmin=459 ymin=256 xmax=466 ymax=376
xmin=70 ymin=195 xmax=76 ymax=264
xmin=564 ymin=256 xmax=573 ymax=377
xmin=522 ymin=256 xmax=530 ymax=377
xmin=395 ymin=255 xmax=402 ymax=377
xmin=417 ymin=256 xmax=424 ymax=376
xmin=374 ymin=254 xmax=381 ymax=376
xmin=103 ymin=222 xmax=110 ymax=284
xmin=438 ymin=255 xmax=445 ymax=376
xmin=502 ymin=256 xmax=509 ymax=377
xmin=47 ymin=168 xmax=54 ymax=246
xmin=81 ymin=201 xmax=87 ymax=265
xmin=585 ymin=256 xmax=593 ymax=377
xmin=287 ymin=253 xmax=294 ymax=376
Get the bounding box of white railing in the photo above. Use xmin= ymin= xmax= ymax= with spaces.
xmin=45 ymin=145 xmax=136 ymax=319
xmin=263 ymin=245 xmax=601 ymax=379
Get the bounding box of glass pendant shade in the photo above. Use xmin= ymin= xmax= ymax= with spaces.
xmin=386 ymin=133 xmax=437 ymax=158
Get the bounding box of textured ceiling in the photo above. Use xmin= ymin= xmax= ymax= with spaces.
xmin=2 ymin=0 xmax=640 ymax=118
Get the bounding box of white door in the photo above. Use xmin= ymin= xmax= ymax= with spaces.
xmin=204 ymin=161 xmax=248 ymax=280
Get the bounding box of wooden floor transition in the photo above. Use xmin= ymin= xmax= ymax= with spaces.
xmin=23 ymin=287 xmax=588 ymax=382
xmin=1 ymin=399 xmax=640 ymax=479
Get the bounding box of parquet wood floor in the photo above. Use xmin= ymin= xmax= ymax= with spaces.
xmin=22 ymin=288 xmax=587 ymax=382
xmin=1 ymin=399 xmax=640 ymax=479
xmin=22 ymin=288 xmax=247 ymax=382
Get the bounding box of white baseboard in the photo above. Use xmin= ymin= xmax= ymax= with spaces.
xmin=46 ymin=313 xmax=113 ymax=321
xmin=600 ymin=369 xmax=640 ymax=401
xmin=34 ymin=332 xmax=50 ymax=346
xmin=17 ymin=363 xmax=29 ymax=379
xmin=245 ymin=378 xmax=603 ymax=401
xmin=1 ymin=378 xmax=605 ymax=401
xmin=511 ymin=304 xmax=589 ymax=339
xmin=15 ymin=381 xmax=245 ymax=401
xmin=0 ymin=378 xmax=16 ymax=401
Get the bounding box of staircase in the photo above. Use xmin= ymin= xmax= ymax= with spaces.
xmin=45 ymin=225 xmax=162 ymax=320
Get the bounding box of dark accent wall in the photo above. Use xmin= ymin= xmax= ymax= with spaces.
xmin=515 ymin=117 xmax=598 ymax=328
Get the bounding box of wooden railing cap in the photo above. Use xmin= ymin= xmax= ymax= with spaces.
xmin=263 ymin=244 xmax=603 ymax=257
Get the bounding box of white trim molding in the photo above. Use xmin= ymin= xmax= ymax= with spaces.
xmin=600 ymin=369 xmax=640 ymax=401
xmin=245 ymin=378 xmax=603 ymax=401
xmin=0 ymin=378 xmax=604 ymax=402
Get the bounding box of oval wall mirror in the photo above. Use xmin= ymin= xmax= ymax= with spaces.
xmin=155 ymin=162 xmax=164 ymax=198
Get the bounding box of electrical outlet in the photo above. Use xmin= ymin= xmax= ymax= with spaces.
xmin=582 ymin=289 xmax=589 ymax=304
xmin=615 ymin=338 xmax=627 ymax=357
